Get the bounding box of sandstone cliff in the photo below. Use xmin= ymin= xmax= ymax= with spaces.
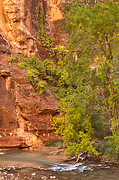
xmin=0 ymin=0 xmax=65 ymax=148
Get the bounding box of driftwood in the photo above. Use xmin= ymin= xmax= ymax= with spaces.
xmin=48 ymin=148 xmax=87 ymax=164
xmin=74 ymin=153 xmax=86 ymax=164
xmin=64 ymin=152 xmax=87 ymax=164
xmin=64 ymin=156 xmax=77 ymax=162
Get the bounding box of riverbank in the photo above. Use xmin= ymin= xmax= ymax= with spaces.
xmin=0 ymin=145 xmax=118 ymax=165
xmin=0 ymin=147 xmax=119 ymax=180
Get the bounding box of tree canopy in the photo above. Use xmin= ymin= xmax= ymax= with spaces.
xmin=51 ymin=0 xmax=119 ymax=159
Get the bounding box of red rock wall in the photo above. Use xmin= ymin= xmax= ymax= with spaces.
xmin=0 ymin=0 xmax=65 ymax=148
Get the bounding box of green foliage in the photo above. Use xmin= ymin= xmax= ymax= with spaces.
xmin=51 ymin=0 xmax=119 ymax=158
xmin=38 ymin=6 xmax=68 ymax=67
xmin=8 ymin=54 xmax=69 ymax=97
xmin=70 ymin=151 xmax=76 ymax=157
xmin=52 ymin=45 xmax=68 ymax=68
xmin=104 ymin=132 xmax=119 ymax=161
xmin=51 ymin=59 xmax=99 ymax=156
xmin=96 ymin=140 xmax=110 ymax=155
xmin=63 ymin=0 xmax=119 ymax=58
xmin=38 ymin=7 xmax=53 ymax=51
xmin=8 ymin=55 xmax=47 ymax=95
xmin=8 ymin=55 xmax=18 ymax=62
xmin=45 ymin=140 xmax=63 ymax=148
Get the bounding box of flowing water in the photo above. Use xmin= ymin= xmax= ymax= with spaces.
xmin=0 ymin=149 xmax=119 ymax=180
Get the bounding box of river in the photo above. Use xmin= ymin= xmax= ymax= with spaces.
xmin=0 ymin=149 xmax=119 ymax=180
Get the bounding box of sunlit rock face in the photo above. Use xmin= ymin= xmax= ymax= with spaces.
xmin=0 ymin=0 xmax=65 ymax=56
xmin=0 ymin=0 xmax=40 ymax=56
xmin=49 ymin=0 xmax=63 ymax=21
xmin=0 ymin=0 xmax=65 ymax=148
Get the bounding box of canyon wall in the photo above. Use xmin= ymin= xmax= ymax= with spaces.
xmin=0 ymin=0 xmax=65 ymax=148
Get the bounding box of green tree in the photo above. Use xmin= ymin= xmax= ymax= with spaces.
xmin=51 ymin=59 xmax=99 ymax=156
xmin=52 ymin=0 xmax=119 ymax=157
